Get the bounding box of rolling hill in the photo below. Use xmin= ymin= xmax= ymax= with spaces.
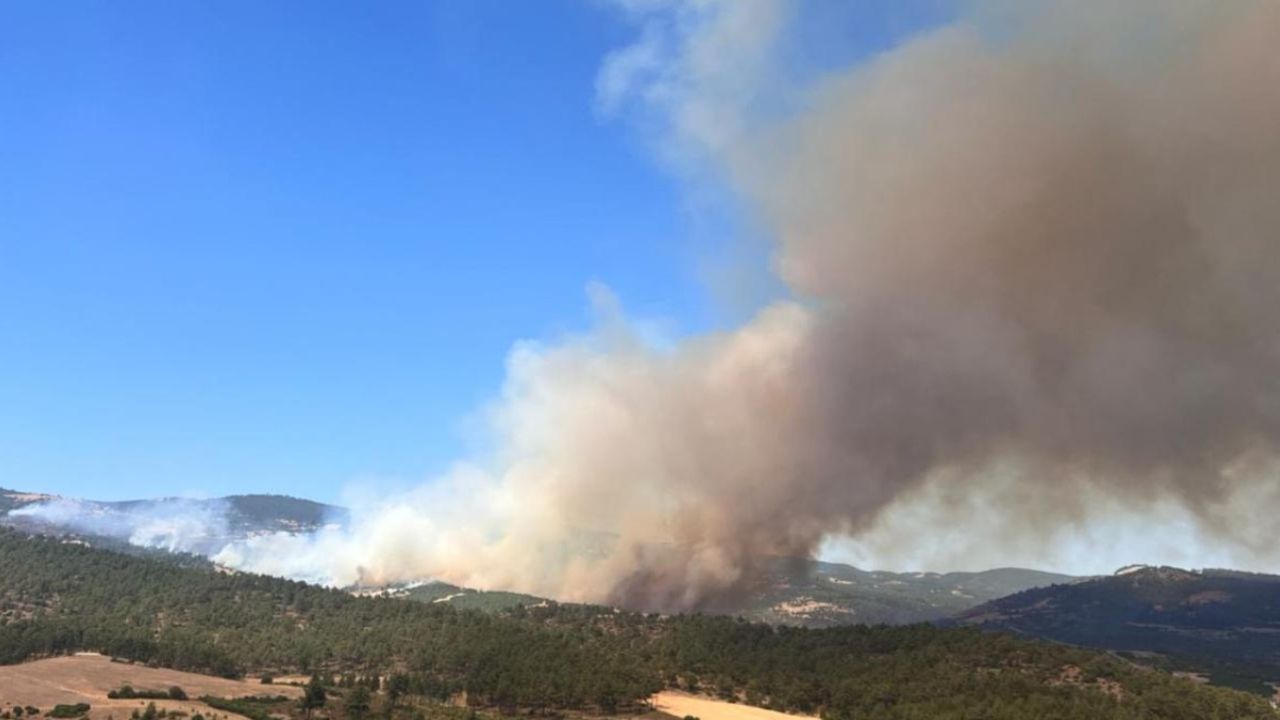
xmin=955 ymin=565 xmax=1280 ymax=695
xmin=722 ymin=558 xmax=1078 ymax=626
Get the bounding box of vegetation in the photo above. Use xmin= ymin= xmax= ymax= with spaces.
xmin=0 ymin=531 xmax=1276 ymax=719
xmin=721 ymin=559 xmax=1078 ymax=627
xmin=200 ymin=697 xmax=274 ymax=720
xmin=300 ymin=674 xmax=327 ymax=717
xmin=106 ymin=685 xmax=187 ymax=700
xmin=395 ymin=582 xmax=547 ymax=613
xmin=45 ymin=707 xmax=88 ymax=720
xmin=958 ymin=566 xmax=1280 ymax=692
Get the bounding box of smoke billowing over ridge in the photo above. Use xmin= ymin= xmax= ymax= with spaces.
xmin=192 ymin=1 xmax=1280 ymax=608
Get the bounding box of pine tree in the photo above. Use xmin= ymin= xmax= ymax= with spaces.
xmin=345 ymin=687 xmax=371 ymax=720
xmin=300 ymin=675 xmax=327 ymax=718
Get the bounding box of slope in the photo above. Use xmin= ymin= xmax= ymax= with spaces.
xmin=956 ymin=565 xmax=1280 ymax=694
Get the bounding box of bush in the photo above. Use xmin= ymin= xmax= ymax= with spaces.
xmin=107 ymin=687 xmax=170 ymax=701
xmin=47 ymin=706 xmax=90 ymax=719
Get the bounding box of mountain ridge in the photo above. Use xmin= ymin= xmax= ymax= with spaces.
xmin=0 ymin=485 xmax=1075 ymax=625
xmin=955 ymin=564 xmax=1280 ymax=695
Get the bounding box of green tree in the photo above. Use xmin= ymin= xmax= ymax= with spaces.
xmin=386 ymin=675 xmax=410 ymax=707
xmin=345 ymin=687 xmax=371 ymax=720
xmin=300 ymin=675 xmax=327 ymax=718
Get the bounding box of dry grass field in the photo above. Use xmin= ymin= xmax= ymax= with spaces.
xmin=651 ymin=692 xmax=810 ymax=720
xmin=0 ymin=654 xmax=300 ymax=720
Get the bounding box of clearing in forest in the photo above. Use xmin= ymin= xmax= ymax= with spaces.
xmin=652 ymin=692 xmax=812 ymax=720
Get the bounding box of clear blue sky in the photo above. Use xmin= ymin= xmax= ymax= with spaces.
xmin=0 ymin=1 xmax=949 ymax=502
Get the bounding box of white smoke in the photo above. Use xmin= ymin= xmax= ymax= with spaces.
xmin=11 ymin=497 xmax=231 ymax=555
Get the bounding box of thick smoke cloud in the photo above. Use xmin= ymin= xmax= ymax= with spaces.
xmin=217 ymin=0 xmax=1280 ymax=608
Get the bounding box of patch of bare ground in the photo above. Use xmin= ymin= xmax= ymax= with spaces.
xmin=0 ymin=654 xmax=300 ymax=720
xmin=651 ymin=692 xmax=812 ymax=720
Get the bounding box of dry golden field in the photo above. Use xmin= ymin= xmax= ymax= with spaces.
xmin=0 ymin=654 xmax=300 ymax=720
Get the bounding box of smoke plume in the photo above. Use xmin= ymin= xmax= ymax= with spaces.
xmin=218 ymin=0 xmax=1280 ymax=608
xmin=12 ymin=497 xmax=231 ymax=555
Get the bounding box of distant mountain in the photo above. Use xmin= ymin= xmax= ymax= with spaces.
xmin=0 ymin=486 xmax=345 ymax=554
xmin=714 ymin=557 xmax=1079 ymax=626
xmin=377 ymin=560 xmax=1077 ymax=626
xmin=363 ymin=580 xmax=549 ymax=612
xmin=0 ymin=487 xmax=53 ymax=514
xmin=955 ymin=565 xmax=1280 ymax=695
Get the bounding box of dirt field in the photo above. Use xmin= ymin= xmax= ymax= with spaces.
xmin=652 ymin=692 xmax=811 ymax=720
xmin=0 ymin=654 xmax=300 ymax=720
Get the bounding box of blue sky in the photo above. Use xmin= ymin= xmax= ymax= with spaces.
xmin=0 ymin=1 xmax=950 ymax=503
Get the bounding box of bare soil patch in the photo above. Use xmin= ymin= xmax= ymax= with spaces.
xmin=652 ymin=692 xmax=811 ymax=720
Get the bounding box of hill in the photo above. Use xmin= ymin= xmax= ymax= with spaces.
xmin=1 ymin=486 xmax=1073 ymax=626
xmin=720 ymin=558 xmax=1077 ymax=626
xmin=955 ymin=565 xmax=1280 ymax=695
xmin=373 ymin=561 xmax=1075 ymax=625
xmin=0 ymin=488 xmax=345 ymax=554
xmin=366 ymin=581 xmax=548 ymax=612
xmin=0 ymin=531 xmax=1276 ymax=719
xmin=0 ymin=488 xmax=53 ymax=514
xmin=0 ymin=653 xmax=300 ymax=719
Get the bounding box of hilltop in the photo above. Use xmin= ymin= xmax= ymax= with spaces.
xmin=956 ymin=565 xmax=1280 ymax=695
xmin=0 ymin=487 xmax=345 ymax=551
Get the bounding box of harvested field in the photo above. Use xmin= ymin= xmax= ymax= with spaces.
xmin=0 ymin=654 xmax=300 ymax=720
xmin=652 ymin=692 xmax=811 ymax=720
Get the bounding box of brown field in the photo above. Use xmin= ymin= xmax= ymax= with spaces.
xmin=652 ymin=692 xmax=811 ymax=720
xmin=0 ymin=654 xmax=300 ymax=720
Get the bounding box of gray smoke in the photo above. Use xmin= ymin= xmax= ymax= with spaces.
xmin=211 ymin=0 xmax=1280 ymax=608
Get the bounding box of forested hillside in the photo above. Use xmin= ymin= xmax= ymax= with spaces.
xmin=715 ymin=558 xmax=1078 ymax=626
xmin=957 ymin=565 xmax=1280 ymax=694
xmin=0 ymin=531 xmax=1275 ymax=719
